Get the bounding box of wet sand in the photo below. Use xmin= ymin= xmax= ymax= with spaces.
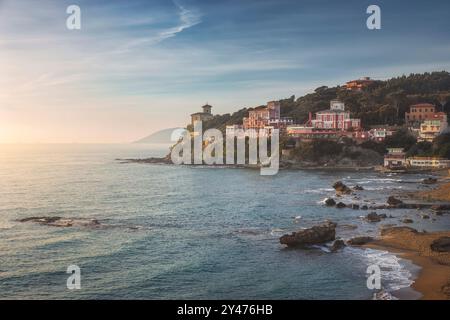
xmin=419 ymin=181 xmax=450 ymax=202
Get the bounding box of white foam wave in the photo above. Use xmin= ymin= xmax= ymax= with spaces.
xmin=347 ymin=247 xmax=414 ymax=293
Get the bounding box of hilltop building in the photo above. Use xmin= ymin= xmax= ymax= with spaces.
xmin=418 ymin=114 xmax=448 ymax=142
xmin=191 ymin=104 xmax=214 ymax=125
xmin=286 ymin=100 xmax=362 ymax=141
xmin=310 ymin=100 xmax=361 ymax=131
xmin=242 ymin=101 xmax=293 ymax=130
xmin=345 ymin=77 xmax=375 ymax=91
xmin=404 ymin=103 xmax=438 ymax=125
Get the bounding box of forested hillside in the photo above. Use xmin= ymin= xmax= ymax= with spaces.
xmin=200 ymin=71 xmax=450 ymax=131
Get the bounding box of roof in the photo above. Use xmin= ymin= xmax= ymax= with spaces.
xmin=316 ymin=109 xmax=348 ymax=114
xmin=202 ymin=104 xmax=212 ymax=108
xmin=191 ymin=112 xmax=213 ymax=116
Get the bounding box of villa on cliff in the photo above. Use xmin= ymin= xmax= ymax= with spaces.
xmin=345 ymin=77 xmax=375 ymax=91
xmin=226 ymin=101 xmax=293 ymax=138
xmin=191 ymin=104 xmax=214 ymax=126
xmin=286 ymin=100 xmax=362 ymax=141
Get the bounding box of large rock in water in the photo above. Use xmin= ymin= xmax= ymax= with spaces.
xmin=279 ymin=221 xmax=337 ymax=247
xmin=333 ymin=181 xmax=353 ymax=195
xmin=324 ymin=198 xmax=336 ymax=206
xmin=422 ymin=177 xmax=437 ymax=185
xmin=330 ymin=239 xmax=346 ymax=252
xmin=387 ymin=196 xmax=403 ymax=206
xmin=366 ymin=212 xmax=381 ymax=222
xmin=430 ymin=237 xmax=450 ymax=252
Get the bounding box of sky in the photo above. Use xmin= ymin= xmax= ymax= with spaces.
xmin=1 ymin=0 xmax=450 ymax=143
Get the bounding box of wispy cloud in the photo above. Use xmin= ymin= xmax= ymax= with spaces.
xmin=118 ymin=0 xmax=202 ymax=52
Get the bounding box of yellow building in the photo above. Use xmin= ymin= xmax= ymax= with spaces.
xmin=419 ymin=116 xmax=448 ymax=142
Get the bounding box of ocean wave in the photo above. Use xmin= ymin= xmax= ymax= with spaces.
xmin=346 ymin=247 xmax=414 ymax=293
xmin=304 ymin=188 xmax=334 ymax=194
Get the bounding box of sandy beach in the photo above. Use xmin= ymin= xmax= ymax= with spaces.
xmin=365 ymin=226 xmax=450 ymax=300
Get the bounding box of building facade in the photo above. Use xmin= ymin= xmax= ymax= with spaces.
xmin=243 ymin=101 xmax=292 ymax=133
xmin=407 ymin=157 xmax=450 ymax=168
xmin=310 ymin=100 xmax=361 ymax=131
xmin=418 ymin=113 xmax=448 ymax=142
xmin=384 ymin=148 xmax=407 ymax=168
xmin=345 ymin=77 xmax=375 ymax=91
xmin=404 ymin=103 xmax=437 ymax=125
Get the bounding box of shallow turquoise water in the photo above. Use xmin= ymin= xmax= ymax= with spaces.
xmin=1 ymin=144 xmax=449 ymax=299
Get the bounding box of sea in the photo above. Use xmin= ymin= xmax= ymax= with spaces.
xmin=1 ymin=143 xmax=450 ymax=299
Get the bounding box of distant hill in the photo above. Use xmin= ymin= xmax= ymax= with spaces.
xmin=134 ymin=127 xmax=183 ymax=144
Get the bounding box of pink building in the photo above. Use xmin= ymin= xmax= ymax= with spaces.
xmin=310 ymin=100 xmax=361 ymax=131
xmin=243 ymin=101 xmax=292 ymax=132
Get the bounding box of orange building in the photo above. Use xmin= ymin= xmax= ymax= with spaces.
xmin=345 ymin=77 xmax=375 ymax=91
xmin=404 ymin=103 xmax=437 ymax=125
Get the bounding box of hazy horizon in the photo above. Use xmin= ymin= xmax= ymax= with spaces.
xmin=2 ymin=0 xmax=450 ymax=143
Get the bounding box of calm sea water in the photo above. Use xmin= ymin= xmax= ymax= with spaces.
xmin=1 ymin=144 xmax=449 ymax=299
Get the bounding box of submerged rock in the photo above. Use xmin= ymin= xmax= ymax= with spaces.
xmin=353 ymin=185 xmax=364 ymax=191
xmin=402 ymin=218 xmax=414 ymax=224
xmin=347 ymin=236 xmax=373 ymax=245
xmin=18 ymin=216 xmax=100 ymax=228
xmin=422 ymin=177 xmax=438 ymax=185
xmin=351 ymin=204 xmax=360 ymax=210
xmin=366 ymin=212 xmax=381 ymax=222
xmin=430 ymin=237 xmax=450 ymax=252
xmin=279 ymin=221 xmax=337 ymax=247
xmin=421 ymin=214 xmax=430 ymax=219
xmin=431 ymin=204 xmax=450 ymax=212
xmin=333 ymin=181 xmax=353 ymax=195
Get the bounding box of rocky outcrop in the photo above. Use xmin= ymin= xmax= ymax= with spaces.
xmin=336 ymin=202 xmax=347 ymax=209
xmin=351 ymin=204 xmax=360 ymax=210
xmin=324 ymin=198 xmax=336 ymax=206
xmin=380 ymin=226 xmax=418 ymax=236
xmin=430 ymin=237 xmax=450 ymax=252
xmin=333 ymin=181 xmax=353 ymax=195
xmin=387 ymin=196 xmax=403 ymax=206
xmin=18 ymin=216 xmax=100 ymax=228
xmin=366 ymin=212 xmax=382 ymax=222
xmin=422 ymin=177 xmax=438 ymax=185
xmin=431 ymin=204 xmax=450 ymax=211
xmin=279 ymin=221 xmax=337 ymax=247
xmin=330 ymin=239 xmax=346 ymax=252
xmin=347 ymin=236 xmax=373 ymax=245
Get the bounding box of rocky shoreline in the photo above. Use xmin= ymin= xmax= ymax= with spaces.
xmin=278 ymin=178 xmax=450 ymax=300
